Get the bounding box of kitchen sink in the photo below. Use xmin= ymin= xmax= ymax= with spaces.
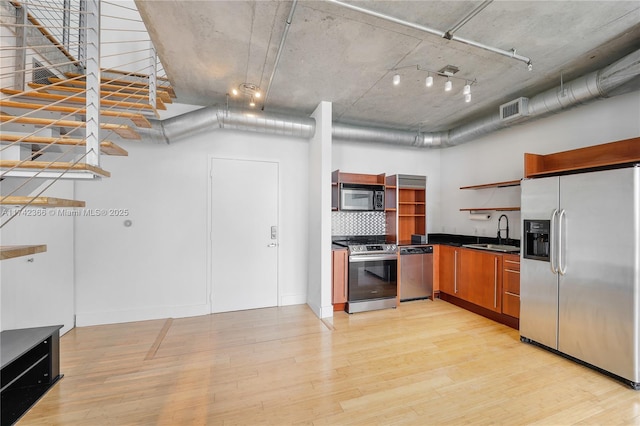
xmin=462 ymin=243 xmax=521 ymax=253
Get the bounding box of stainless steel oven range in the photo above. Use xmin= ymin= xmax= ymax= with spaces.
xmin=347 ymin=243 xmax=398 ymax=313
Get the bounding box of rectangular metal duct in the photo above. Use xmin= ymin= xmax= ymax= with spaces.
xmin=500 ymin=97 xmax=529 ymax=121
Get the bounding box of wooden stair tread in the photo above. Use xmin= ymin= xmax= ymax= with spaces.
xmin=49 ymin=77 xmax=172 ymax=103
xmin=0 ymin=160 xmax=111 ymax=177
xmin=1 ymin=88 xmax=158 ymax=117
xmin=0 ymin=112 xmax=140 ymax=140
xmin=66 ymin=71 xmax=177 ymax=98
xmin=28 ymin=82 xmax=167 ymax=110
xmin=0 ymin=196 xmax=85 ymax=207
xmin=0 ymin=99 xmax=151 ymax=128
xmin=0 ymin=134 xmax=128 ymax=156
xmin=0 ymin=245 xmax=47 ymax=261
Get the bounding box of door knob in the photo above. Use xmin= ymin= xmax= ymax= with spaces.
xmin=267 ymin=243 xmax=278 ymax=247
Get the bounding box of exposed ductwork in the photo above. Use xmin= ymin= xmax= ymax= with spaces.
xmin=138 ymin=48 xmax=640 ymax=148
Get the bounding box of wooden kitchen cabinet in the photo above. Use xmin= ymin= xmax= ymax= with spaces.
xmin=502 ymin=253 xmax=521 ymax=318
xmin=438 ymin=245 xmax=459 ymax=296
xmin=460 ymin=249 xmax=502 ymax=313
xmin=332 ymin=248 xmax=348 ymax=310
xmin=438 ymin=245 xmax=517 ymax=329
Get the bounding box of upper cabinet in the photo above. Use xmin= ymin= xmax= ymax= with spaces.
xmin=524 ymin=137 xmax=640 ymax=178
xmin=331 ymin=170 xmax=386 ymax=211
xmin=459 ymin=179 xmax=521 ymax=212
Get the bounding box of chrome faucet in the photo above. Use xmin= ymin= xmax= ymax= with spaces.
xmin=497 ymin=214 xmax=509 ymax=245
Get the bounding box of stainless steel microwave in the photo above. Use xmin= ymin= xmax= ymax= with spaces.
xmin=340 ymin=184 xmax=385 ymax=211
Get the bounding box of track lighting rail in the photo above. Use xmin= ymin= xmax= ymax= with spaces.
xmin=327 ymin=0 xmax=532 ymax=70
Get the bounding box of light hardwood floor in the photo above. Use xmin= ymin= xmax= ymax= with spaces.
xmin=20 ymin=300 xmax=640 ymax=425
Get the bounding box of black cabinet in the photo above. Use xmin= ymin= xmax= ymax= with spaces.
xmin=1 ymin=325 xmax=63 ymax=425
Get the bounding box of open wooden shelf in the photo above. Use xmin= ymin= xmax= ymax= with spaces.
xmin=524 ymin=137 xmax=640 ymax=178
xmin=0 ymin=196 xmax=85 ymax=207
xmin=0 ymin=245 xmax=47 ymax=260
xmin=460 ymin=207 xmax=520 ymax=212
xmin=460 ymin=180 xmax=521 ymax=190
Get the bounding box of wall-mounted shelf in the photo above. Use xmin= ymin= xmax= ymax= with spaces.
xmin=460 ymin=178 xmax=521 ymax=213
xmin=460 ymin=207 xmax=520 ymax=212
xmin=460 ymin=179 xmax=521 ymax=190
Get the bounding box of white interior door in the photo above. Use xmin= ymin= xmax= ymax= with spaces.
xmin=210 ymin=158 xmax=279 ymax=313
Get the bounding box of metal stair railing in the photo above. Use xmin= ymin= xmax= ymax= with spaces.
xmin=0 ymin=0 xmax=171 ymax=229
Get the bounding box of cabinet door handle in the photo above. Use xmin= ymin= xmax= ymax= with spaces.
xmin=454 ymin=250 xmax=458 ymax=294
xmin=344 ymin=253 xmax=348 ymax=300
xmin=494 ymin=257 xmax=498 ymax=308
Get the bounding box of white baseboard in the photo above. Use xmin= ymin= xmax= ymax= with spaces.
xmin=75 ymin=303 xmax=210 ymax=327
xmin=306 ymin=300 xmax=334 ymax=319
xmin=280 ymin=293 xmax=307 ymax=306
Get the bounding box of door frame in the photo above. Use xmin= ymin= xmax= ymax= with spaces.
xmin=207 ymin=155 xmax=281 ymax=313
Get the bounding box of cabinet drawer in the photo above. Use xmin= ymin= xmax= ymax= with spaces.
xmin=503 ymin=268 xmax=520 ymax=294
xmin=503 ymin=291 xmax=520 ymax=318
xmin=503 ymin=255 xmax=520 ymax=272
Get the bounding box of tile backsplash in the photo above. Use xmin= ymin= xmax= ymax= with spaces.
xmin=331 ymin=211 xmax=386 ymax=236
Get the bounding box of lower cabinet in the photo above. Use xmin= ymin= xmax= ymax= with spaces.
xmin=438 ymin=245 xmax=518 ymax=329
xmin=502 ymin=253 xmax=521 ymax=318
xmin=460 ymin=249 xmax=502 ymax=313
xmin=332 ymin=248 xmax=348 ymax=310
xmin=438 ymin=245 xmax=459 ymax=296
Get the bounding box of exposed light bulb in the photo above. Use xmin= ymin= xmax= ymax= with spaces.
xmin=463 ymin=83 xmax=471 ymax=95
xmin=254 ymin=91 xmax=261 ymax=98
xmin=465 ymin=93 xmax=471 ymax=103
xmin=393 ymin=74 xmax=401 ymax=86
xmin=444 ymin=79 xmax=452 ymax=92
xmin=425 ymin=75 xmax=433 ymax=87
xmin=527 ymin=62 xmax=533 ymax=71
xmin=249 ymin=97 xmax=256 ymax=107
xmin=232 ymin=88 xmax=238 ymax=96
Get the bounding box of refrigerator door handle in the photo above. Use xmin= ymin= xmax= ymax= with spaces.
xmin=558 ymin=209 xmax=567 ymax=275
xmin=550 ymin=208 xmax=559 ymax=274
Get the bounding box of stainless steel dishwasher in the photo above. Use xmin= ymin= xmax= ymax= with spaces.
xmin=399 ymin=246 xmax=434 ymax=301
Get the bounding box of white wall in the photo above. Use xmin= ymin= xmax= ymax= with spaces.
xmin=74 ymin=128 xmax=309 ymax=326
xmin=332 ymin=141 xmax=442 ymax=234
xmin=1 ymin=181 xmax=76 ymax=334
xmin=307 ymin=102 xmax=333 ymax=319
xmin=439 ymin=90 xmax=640 ymax=241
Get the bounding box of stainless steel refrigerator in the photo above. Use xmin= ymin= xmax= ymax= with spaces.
xmin=520 ymin=165 xmax=640 ymax=388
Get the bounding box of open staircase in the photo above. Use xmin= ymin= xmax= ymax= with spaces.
xmin=0 ymin=71 xmax=176 ymax=260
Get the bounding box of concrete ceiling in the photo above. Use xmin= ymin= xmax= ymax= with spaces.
xmin=135 ymin=1 xmax=640 ymax=132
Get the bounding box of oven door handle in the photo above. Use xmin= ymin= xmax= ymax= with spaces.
xmin=349 ymin=254 xmax=397 ymax=262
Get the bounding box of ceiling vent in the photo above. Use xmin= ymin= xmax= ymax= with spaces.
xmin=500 ymin=97 xmax=529 ymax=121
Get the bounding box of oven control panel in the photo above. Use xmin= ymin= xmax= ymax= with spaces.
xmin=349 ymin=244 xmax=397 ymax=254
